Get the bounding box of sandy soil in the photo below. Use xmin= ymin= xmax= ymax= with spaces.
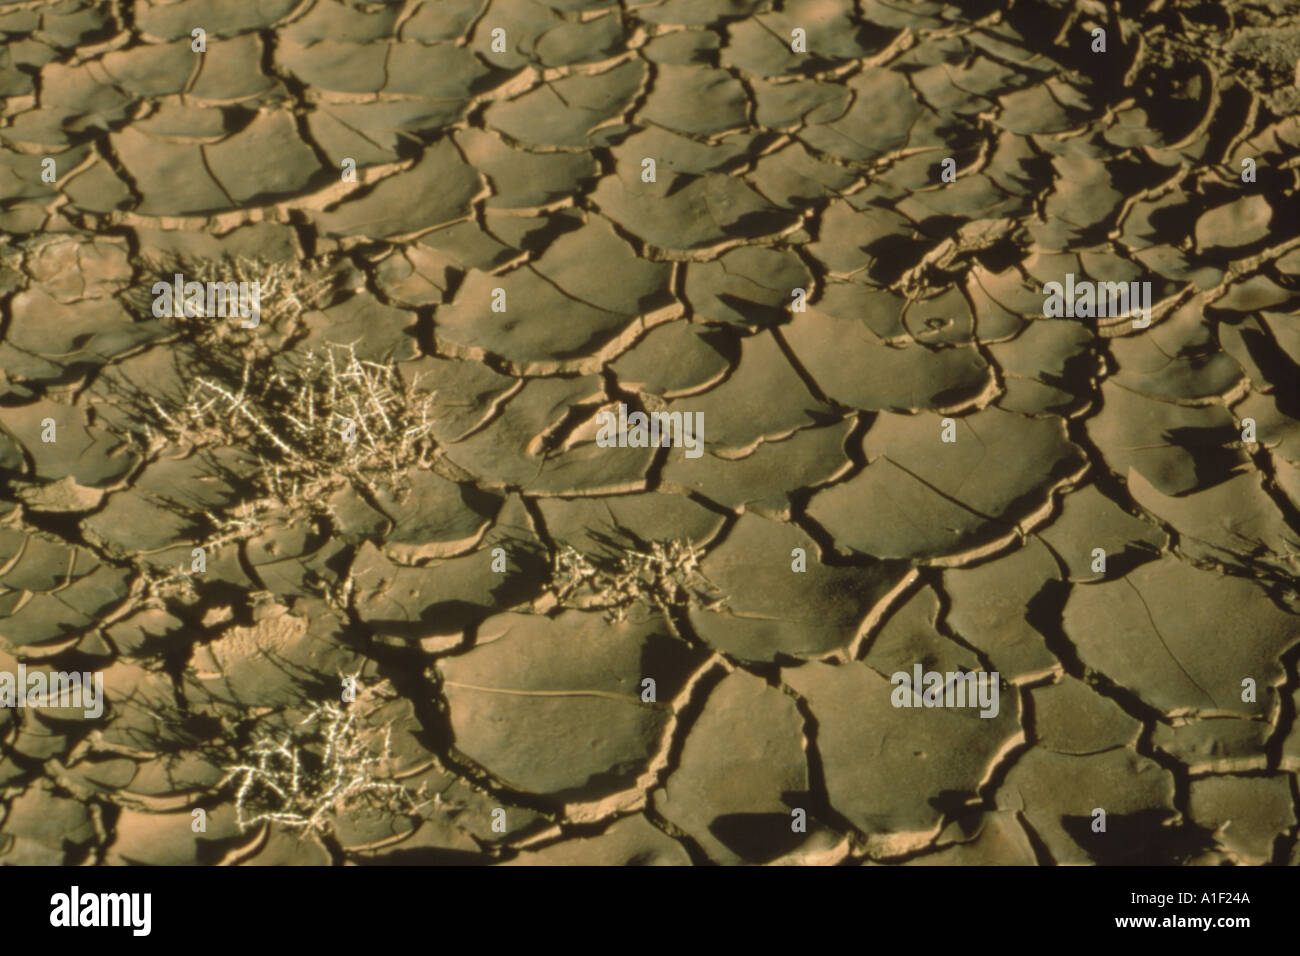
xmin=0 ymin=0 xmax=1299 ymax=865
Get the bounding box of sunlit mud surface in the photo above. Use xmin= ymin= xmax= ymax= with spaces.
xmin=1 ymin=0 xmax=1298 ymax=865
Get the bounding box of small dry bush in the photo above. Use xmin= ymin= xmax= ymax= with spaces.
xmin=219 ymin=686 xmax=425 ymax=837
xmin=550 ymin=539 xmax=727 ymax=621
xmin=150 ymin=341 xmax=437 ymax=507
xmin=130 ymin=253 xmax=344 ymax=348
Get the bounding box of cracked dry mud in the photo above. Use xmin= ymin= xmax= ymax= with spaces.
xmin=0 ymin=0 xmax=1298 ymax=867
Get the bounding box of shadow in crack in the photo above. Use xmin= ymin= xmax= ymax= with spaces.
xmin=1061 ymin=809 xmax=1218 ymax=865
xmin=352 ymin=846 xmax=491 ymax=865
xmin=708 ymin=811 xmax=811 ymax=863
xmin=1240 ymin=326 xmax=1300 ymax=419
xmin=1163 ymin=424 xmax=1251 ymax=491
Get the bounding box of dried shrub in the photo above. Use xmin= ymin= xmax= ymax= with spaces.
xmin=550 ymin=539 xmax=727 ymax=621
xmin=219 ymin=685 xmax=425 ymax=837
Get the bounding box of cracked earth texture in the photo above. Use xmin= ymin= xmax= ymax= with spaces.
xmin=0 ymin=0 xmax=1299 ymax=866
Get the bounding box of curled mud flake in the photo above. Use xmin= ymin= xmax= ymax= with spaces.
xmin=0 ymin=782 xmax=97 ymax=865
xmin=438 ymin=610 xmax=707 ymax=800
xmin=655 ymin=669 xmax=825 ymax=865
xmin=1186 ymin=775 xmax=1296 ymax=864
xmin=996 ymin=748 xmax=1186 ymax=866
xmin=661 ymin=418 xmax=855 ymax=516
xmin=941 ymin=538 xmax=1064 ymax=680
xmin=785 ymin=661 xmax=1020 ymax=850
xmin=807 ymin=407 xmax=1086 ymax=562
xmin=1030 ymin=678 xmax=1143 ymax=756
xmin=503 ymin=814 xmax=689 ymax=866
xmin=861 ymin=584 xmax=981 ymax=679
xmin=686 ymin=513 xmax=905 ymax=662
xmin=1063 ymin=555 xmax=1297 ymax=718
